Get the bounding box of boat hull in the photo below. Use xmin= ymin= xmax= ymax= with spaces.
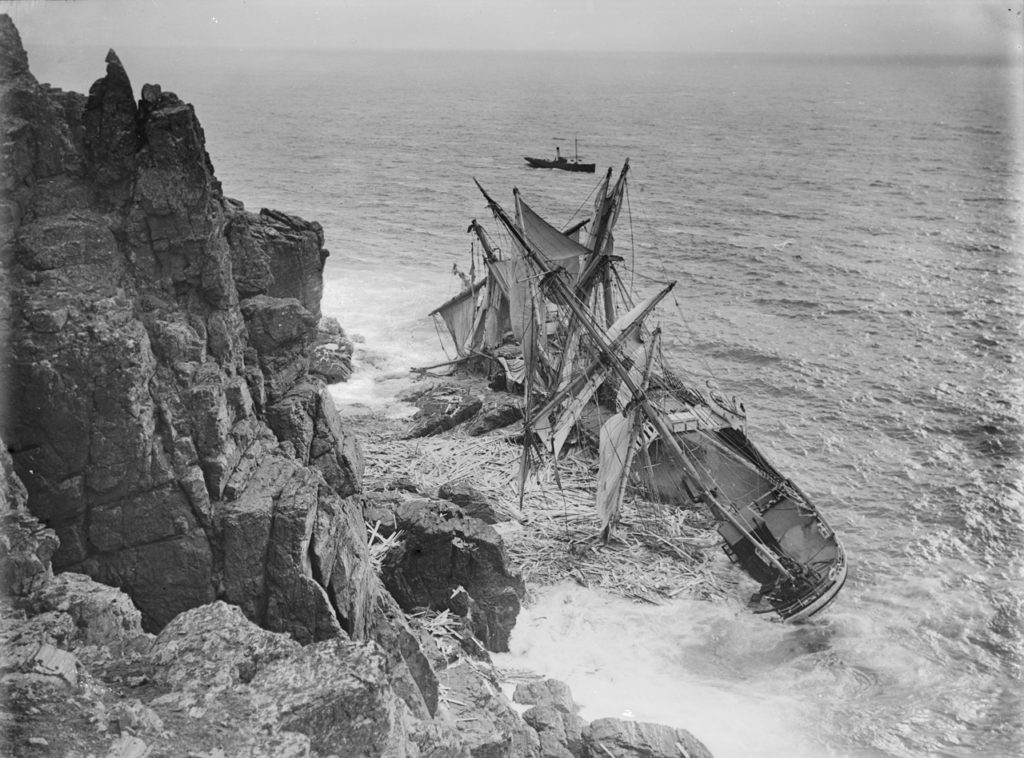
xmin=524 ymin=156 xmax=596 ymax=173
xmin=638 ymin=423 xmax=848 ymax=621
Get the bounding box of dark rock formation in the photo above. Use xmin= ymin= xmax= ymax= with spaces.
xmin=378 ymin=498 xmax=525 ymax=652
xmin=404 ymin=382 xmax=484 ymax=438
xmin=310 ymin=315 xmax=355 ymax=384
xmin=438 ymin=480 xmax=502 ymax=524
xmin=0 ymin=14 xmax=371 ymax=641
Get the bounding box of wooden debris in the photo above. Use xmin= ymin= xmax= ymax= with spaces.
xmin=352 ymin=412 xmax=736 ymax=607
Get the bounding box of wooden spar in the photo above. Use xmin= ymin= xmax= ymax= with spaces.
xmin=530 ymin=282 xmax=675 ymax=425
xmin=474 ymin=179 xmax=796 ymax=580
xmin=468 ymin=219 xmax=499 ymax=262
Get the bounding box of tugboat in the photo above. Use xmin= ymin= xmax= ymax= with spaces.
xmin=524 ymin=137 xmax=595 ymax=173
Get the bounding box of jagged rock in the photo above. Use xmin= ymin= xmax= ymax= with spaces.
xmin=249 ymin=635 xmax=414 ymax=757
xmin=226 ymin=205 xmax=328 ymax=319
xmin=1 ymin=509 xmax=59 ymax=598
xmin=513 ymin=679 xmax=578 ymax=714
xmin=27 ymin=572 xmax=149 ymax=650
xmin=381 ymin=499 xmax=524 ymax=652
xmin=582 ymin=718 xmax=714 ymax=758
xmin=266 ymin=378 xmax=364 ymax=497
xmin=310 ymin=315 xmax=354 ymax=383
xmin=438 ymin=480 xmax=501 ymax=524
xmin=241 ymin=294 xmax=319 ymax=402
xmin=368 ymin=590 xmax=439 ymax=718
xmin=1 ymin=13 xmax=371 ymax=646
xmin=438 ymin=659 xmax=540 ymax=758
xmin=465 ymin=398 xmax=523 ymax=437
xmin=147 ymin=602 xmax=301 ymax=691
xmin=216 ymin=453 xmax=375 ymax=643
xmin=522 ymin=706 xmax=585 ymax=758
xmin=516 ymin=679 xmax=584 ymax=758
xmin=404 ymin=383 xmax=483 ymax=438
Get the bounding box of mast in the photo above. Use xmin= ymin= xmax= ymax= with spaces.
xmin=474 ymin=179 xmax=797 ymax=582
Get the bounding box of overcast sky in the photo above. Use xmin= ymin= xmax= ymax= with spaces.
xmin=0 ymin=0 xmax=1020 ymax=56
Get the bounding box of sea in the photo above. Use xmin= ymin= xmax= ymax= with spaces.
xmin=24 ymin=44 xmax=1024 ymax=758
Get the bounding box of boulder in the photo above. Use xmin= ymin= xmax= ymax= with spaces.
xmin=515 ymin=679 xmax=584 ymax=758
xmin=521 ymin=705 xmax=585 ymax=758
xmin=465 ymin=398 xmax=523 ymax=437
xmin=404 ymin=383 xmax=483 ymax=438
xmin=380 ymin=499 xmax=525 ymax=652
xmin=438 ymin=480 xmax=501 ymax=524
xmin=439 ymin=659 xmax=540 ymax=758
xmin=582 ymin=718 xmax=714 ymax=758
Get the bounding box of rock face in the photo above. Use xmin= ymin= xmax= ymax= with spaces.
xmin=0 ymin=15 xmax=368 ymax=640
xmin=379 ymin=498 xmax=525 ymax=653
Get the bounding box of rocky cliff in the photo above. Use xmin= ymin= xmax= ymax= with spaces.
xmin=1 ymin=15 xmax=368 ymax=641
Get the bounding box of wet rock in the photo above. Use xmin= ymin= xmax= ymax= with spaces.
xmin=404 ymin=383 xmax=483 ymax=438
xmin=513 ymin=678 xmax=578 ymax=714
xmin=310 ymin=315 xmax=354 ymax=383
xmin=439 ymin=659 xmax=540 ymax=758
xmin=438 ymin=480 xmax=501 ymax=524
xmin=381 ymin=499 xmax=524 ymax=652
xmin=521 ymin=705 xmax=585 ymax=758
xmin=465 ymin=397 xmax=523 ymax=437
xmin=582 ymin=717 xmax=714 ymax=758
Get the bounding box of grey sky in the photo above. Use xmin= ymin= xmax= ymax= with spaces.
xmin=0 ymin=0 xmax=1019 ymax=56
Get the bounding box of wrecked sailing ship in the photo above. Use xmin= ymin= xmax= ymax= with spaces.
xmin=429 ymin=161 xmax=847 ymax=622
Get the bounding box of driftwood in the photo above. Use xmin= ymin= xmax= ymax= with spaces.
xmin=355 ymin=415 xmax=736 ymax=607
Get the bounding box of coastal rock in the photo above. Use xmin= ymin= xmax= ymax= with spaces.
xmin=438 ymin=659 xmax=540 ymax=758
xmin=1 ymin=448 xmax=59 ymax=596
xmin=241 ymin=294 xmax=319 ymax=402
xmin=216 ymin=451 xmax=376 ymax=643
xmin=147 ymin=602 xmax=301 ymax=692
xmin=226 ymin=204 xmax=329 ymax=319
xmin=380 ymin=498 xmax=525 ymax=652
xmin=404 ymin=383 xmax=483 ymax=438
xmin=1 ymin=14 xmax=370 ymax=646
xmin=438 ymin=480 xmax=501 ymax=524
xmin=26 ymin=572 xmax=149 ymax=651
xmin=513 ymin=678 xmax=578 ymax=714
xmin=266 ymin=377 xmax=364 ymax=497
xmin=582 ymin=718 xmax=714 ymax=758
xmin=465 ymin=396 xmax=523 ymax=437
xmin=516 ymin=679 xmax=584 ymax=758
xmin=310 ymin=315 xmax=355 ymax=383
xmin=521 ymin=706 xmax=585 ymax=758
